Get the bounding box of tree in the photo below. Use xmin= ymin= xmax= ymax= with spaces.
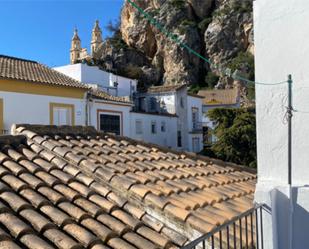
xmin=206 ymin=108 xmax=257 ymax=168
xmin=106 ymin=19 xmax=120 ymax=35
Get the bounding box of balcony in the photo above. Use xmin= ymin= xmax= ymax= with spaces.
xmin=183 ymin=204 xmax=268 ymax=249
xmin=191 ymin=122 xmax=204 ymax=133
xmin=0 ymin=130 xmax=9 ymax=135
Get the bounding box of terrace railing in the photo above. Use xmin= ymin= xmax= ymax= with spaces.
xmin=0 ymin=130 xmax=8 ymax=135
xmin=191 ymin=122 xmax=204 ymax=133
xmin=182 ymin=204 xmax=268 ymax=249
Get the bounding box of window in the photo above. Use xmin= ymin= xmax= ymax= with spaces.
xmin=161 ymin=121 xmax=166 ymax=132
xmin=150 ymin=97 xmax=157 ymax=111
xmin=192 ymin=137 xmax=200 ymax=152
xmin=192 ymin=108 xmax=199 ymax=130
xmin=136 ymin=120 xmax=143 ymax=135
xmin=180 ymin=97 xmax=184 ymax=108
xmin=50 ymin=103 xmax=74 ymax=126
xmin=99 ymin=114 xmax=120 ymax=135
xmin=138 ymin=97 xmax=146 ymax=112
xmin=177 ymin=131 xmax=182 ymax=147
xmin=151 ymin=121 xmax=157 ymax=134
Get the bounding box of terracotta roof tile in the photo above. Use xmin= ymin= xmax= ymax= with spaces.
xmin=198 ymin=88 xmax=240 ymax=106
xmin=0 ymin=240 xmax=22 ymax=249
xmin=20 ymin=233 xmax=55 ymax=249
xmin=123 ymin=232 xmax=158 ymax=249
xmin=43 ymin=228 xmax=82 ymax=249
xmin=0 ymin=55 xmax=88 ymax=89
xmin=0 ymin=124 xmax=257 ymax=248
xmin=90 ymin=89 xmax=132 ymax=104
xmin=143 ymin=84 xmax=187 ymax=94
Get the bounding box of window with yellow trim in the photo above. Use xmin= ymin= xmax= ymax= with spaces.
xmin=49 ymin=103 xmax=75 ymax=126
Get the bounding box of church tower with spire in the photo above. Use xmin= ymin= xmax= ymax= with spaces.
xmin=70 ymin=28 xmax=82 ymax=64
xmin=91 ymin=20 xmax=103 ymax=57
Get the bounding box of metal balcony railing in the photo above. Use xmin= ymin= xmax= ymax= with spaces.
xmin=182 ymin=204 xmax=268 ymax=249
xmin=0 ymin=130 xmax=9 ymax=135
xmin=192 ymin=122 xmax=204 ymax=133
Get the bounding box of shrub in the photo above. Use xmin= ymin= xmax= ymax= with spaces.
xmin=169 ymin=0 xmax=186 ymax=9
xmin=207 ymin=108 xmax=257 ymax=168
xmin=228 ymin=52 xmax=255 ymax=80
xmin=247 ymin=82 xmax=255 ymax=101
xmin=198 ymin=17 xmax=213 ymax=32
xmin=178 ymin=19 xmax=197 ymax=34
xmin=120 ymin=64 xmax=143 ymax=79
xmin=213 ymin=0 xmax=252 ymax=18
xmin=205 ymin=72 xmax=219 ymax=88
xmin=233 ymin=0 xmax=253 ymax=14
xmin=188 ymin=84 xmax=202 ymax=94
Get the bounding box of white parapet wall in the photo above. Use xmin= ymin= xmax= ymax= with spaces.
xmin=54 ymin=64 xmax=137 ymax=97
xmin=254 ymin=1 xmax=309 ymax=249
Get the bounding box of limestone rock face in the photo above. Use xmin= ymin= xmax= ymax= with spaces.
xmin=119 ymin=0 xmax=203 ymax=85
xmin=97 ymin=0 xmax=254 ymax=92
xmin=188 ymin=0 xmax=213 ymax=19
xmin=205 ymin=0 xmax=253 ymax=67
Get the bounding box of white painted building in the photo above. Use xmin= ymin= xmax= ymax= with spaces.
xmin=198 ymin=89 xmax=240 ymax=145
xmin=88 ymin=90 xmax=133 ymax=137
xmin=187 ymin=94 xmax=205 ymax=152
xmin=0 ymin=55 xmax=134 ymax=141
xmin=254 ymin=1 xmax=309 ymax=249
xmin=134 ymin=85 xmax=204 ymax=152
xmin=0 ymin=55 xmax=202 ymax=153
xmin=130 ymin=112 xmax=178 ymax=149
xmin=0 ymin=55 xmax=89 ymax=133
xmin=54 ymin=63 xmax=137 ymax=97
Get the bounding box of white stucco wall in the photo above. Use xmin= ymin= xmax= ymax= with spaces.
xmin=54 ymin=64 xmax=137 ymax=97
xmin=254 ymin=1 xmax=309 ymax=248
xmin=0 ymin=91 xmax=85 ymax=132
xmin=175 ymin=87 xmax=189 ymax=151
xmin=187 ymin=96 xmax=203 ymax=152
xmin=89 ymin=100 xmax=132 ymax=137
xmin=187 ymin=96 xmax=203 ymax=131
xmin=137 ymin=92 xmax=176 ymax=114
xmin=54 ymin=64 xmax=110 ymax=86
xmin=134 ymin=89 xmax=202 ymax=152
xmin=130 ymin=112 xmax=178 ymax=149
xmin=110 ymin=74 xmax=137 ymax=97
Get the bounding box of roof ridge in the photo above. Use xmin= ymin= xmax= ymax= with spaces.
xmin=41 ymin=62 xmax=88 ymax=86
xmin=0 ymin=55 xmax=89 ymax=89
xmin=0 ymin=54 xmax=38 ymax=63
xmin=0 ymin=135 xmax=26 ymax=147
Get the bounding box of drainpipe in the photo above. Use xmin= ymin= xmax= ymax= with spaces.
xmin=85 ymin=91 xmax=91 ymax=126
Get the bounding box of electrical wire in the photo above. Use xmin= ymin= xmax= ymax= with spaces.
xmin=293 ymin=109 xmax=309 ymax=114
xmin=126 ymin=0 xmax=288 ymax=86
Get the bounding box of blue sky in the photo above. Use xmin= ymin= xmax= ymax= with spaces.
xmin=0 ymin=0 xmax=124 ymax=67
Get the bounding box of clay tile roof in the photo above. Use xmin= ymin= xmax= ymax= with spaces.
xmin=0 ymin=55 xmax=88 ymax=89
xmin=198 ymin=88 xmax=240 ymax=106
xmin=1 ymin=124 xmax=256 ymax=248
xmin=90 ymin=89 xmax=132 ymax=104
xmin=146 ymin=84 xmax=187 ymax=94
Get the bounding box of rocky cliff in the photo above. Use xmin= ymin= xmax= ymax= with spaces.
xmin=97 ymin=0 xmax=254 ymax=95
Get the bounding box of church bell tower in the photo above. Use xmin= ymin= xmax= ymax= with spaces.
xmin=91 ymin=20 xmax=103 ymax=57
xmin=70 ymin=28 xmax=82 ymax=64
